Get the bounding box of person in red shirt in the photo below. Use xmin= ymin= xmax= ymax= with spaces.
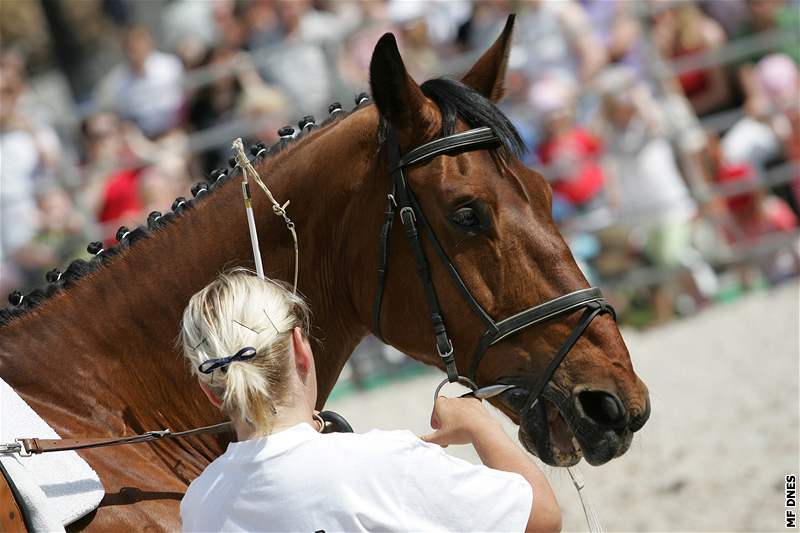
xmin=537 ymin=118 xmax=606 ymax=211
xmin=709 ymin=131 xmax=797 ymax=242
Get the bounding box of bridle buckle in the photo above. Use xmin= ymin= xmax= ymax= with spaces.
xmin=399 ymin=206 xmax=416 ymax=225
xmin=436 ymin=336 xmax=453 ymax=359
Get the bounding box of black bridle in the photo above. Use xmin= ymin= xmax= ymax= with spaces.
xmin=373 ymin=126 xmax=616 ymax=412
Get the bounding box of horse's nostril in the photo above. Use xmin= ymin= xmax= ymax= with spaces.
xmin=577 ymin=390 xmax=627 ymax=430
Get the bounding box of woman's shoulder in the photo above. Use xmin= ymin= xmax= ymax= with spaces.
xmin=323 ymin=428 xmax=423 ymax=451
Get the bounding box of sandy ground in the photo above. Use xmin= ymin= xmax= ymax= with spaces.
xmin=328 ymin=281 xmax=799 ymax=532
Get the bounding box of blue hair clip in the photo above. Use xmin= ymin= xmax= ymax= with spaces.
xmin=198 ymin=347 xmax=257 ymax=374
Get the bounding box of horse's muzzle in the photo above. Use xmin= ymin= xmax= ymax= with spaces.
xmin=500 ymin=383 xmax=650 ymax=466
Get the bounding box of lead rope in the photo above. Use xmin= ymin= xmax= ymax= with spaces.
xmin=568 ymin=466 xmax=604 ymax=532
xmin=231 ymin=138 xmax=299 ymax=293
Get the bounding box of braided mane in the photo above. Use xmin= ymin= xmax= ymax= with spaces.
xmin=0 ymin=96 xmax=371 ymax=327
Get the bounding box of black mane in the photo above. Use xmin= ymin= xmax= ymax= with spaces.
xmin=420 ymin=77 xmax=525 ymax=158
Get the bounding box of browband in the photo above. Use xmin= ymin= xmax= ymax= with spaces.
xmin=394 ymin=127 xmax=501 ymax=170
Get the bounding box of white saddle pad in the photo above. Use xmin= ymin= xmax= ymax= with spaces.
xmin=0 ymin=378 xmax=104 ymax=529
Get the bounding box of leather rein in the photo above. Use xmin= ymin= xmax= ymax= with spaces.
xmin=373 ymin=125 xmax=616 ymax=414
xmin=0 ymin=413 xmax=353 ymax=457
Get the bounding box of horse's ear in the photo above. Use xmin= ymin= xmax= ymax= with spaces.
xmin=370 ymin=33 xmax=437 ymax=143
xmin=461 ymin=14 xmax=515 ymax=102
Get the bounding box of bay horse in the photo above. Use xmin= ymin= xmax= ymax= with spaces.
xmin=0 ymin=17 xmax=649 ymax=531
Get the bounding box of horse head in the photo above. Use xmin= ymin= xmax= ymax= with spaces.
xmin=366 ymin=16 xmax=650 ymax=467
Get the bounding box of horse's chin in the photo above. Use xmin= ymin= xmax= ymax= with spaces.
xmin=504 ymin=387 xmax=633 ymax=467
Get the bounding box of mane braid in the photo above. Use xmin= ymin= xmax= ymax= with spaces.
xmin=0 ymin=96 xmax=371 ymax=327
xmin=319 ymin=107 xmax=351 ymax=128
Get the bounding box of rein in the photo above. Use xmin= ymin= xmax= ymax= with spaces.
xmin=0 ymin=422 xmax=232 ymax=457
xmin=0 ymin=412 xmax=355 ymax=457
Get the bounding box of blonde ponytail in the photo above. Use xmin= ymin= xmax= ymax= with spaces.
xmin=179 ymin=269 xmax=311 ymax=434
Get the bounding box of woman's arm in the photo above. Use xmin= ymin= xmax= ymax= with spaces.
xmin=422 ymin=397 xmax=562 ymax=532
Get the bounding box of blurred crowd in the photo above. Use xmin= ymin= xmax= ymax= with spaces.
xmin=1 ymin=0 xmax=799 ymax=330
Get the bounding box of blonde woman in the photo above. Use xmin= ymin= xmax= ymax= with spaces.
xmin=179 ymin=269 xmax=561 ymax=532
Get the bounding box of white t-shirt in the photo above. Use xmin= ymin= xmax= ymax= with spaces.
xmin=181 ymin=423 xmax=532 ymax=532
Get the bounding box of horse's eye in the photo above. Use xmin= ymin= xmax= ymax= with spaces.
xmin=451 ymin=207 xmax=480 ymax=228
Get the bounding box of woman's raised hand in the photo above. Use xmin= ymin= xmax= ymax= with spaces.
xmin=420 ymin=396 xmax=502 ymax=447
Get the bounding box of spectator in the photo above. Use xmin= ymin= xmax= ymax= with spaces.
xmin=598 ymin=67 xmax=696 ymax=243
xmin=256 ymin=0 xmax=359 ymax=112
xmin=707 ymin=131 xmax=799 ymax=284
xmin=729 ymin=0 xmax=799 ymax=65
xmin=650 ymin=1 xmax=733 ymax=116
xmin=597 ymin=66 xmax=712 ymax=321
xmin=708 ymin=132 xmax=797 ymax=240
xmin=0 ymin=57 xmax=62 ymax=294
xmin=77 ymin=110 xmax=189 ymax=242
xmin=516 ymin=0 xmax=607 ymax=84
xmin=336 ymin=8 xmax=397 ymax=92
xmin=188 ymin=46 xmax=247 ymax=170
xmin=243 ymin=0 xmax=284 ymax=49
xmin=78 ymin=112 xmax=129 ymax=217
xmin=21 ymin=185 xmax=90 ymax=284
xmin=722 ymin=53 xmax=799 ymax=205
xmin=94 ymin=26 xmax=185 ymax=138
xmin=78 ymin=112 xmax=184 ymax=232
xmin=531 ymin=76 xmax=607 ymax=216
xmin=138 ymin=155 xmax=191 ymax=216
xmin=237 ymin=85 xmax=290 ymax=148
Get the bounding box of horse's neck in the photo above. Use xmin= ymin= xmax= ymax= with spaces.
xmin=0 ymin=108 xmax=383 ymax=435
xmin=254 ymin=110 xmax=385 ymax=399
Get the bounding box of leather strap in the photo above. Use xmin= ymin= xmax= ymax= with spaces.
xmin=18 ymin=422 xmax=232 ymax=455
xmin=405 ymin=188 xmax=498 ymax=329
xmin=490 ymin=288 xmax=610 ymax=345
xmin=372 ymin=190 xmax=396 ymax=342
xmin=521 ymin=303 xmax=606 ymax=413
xmin=395 ymin=127 xmax=501 ymax=169
xmin=387 ymin=127 xmax=459 ymax=382
xmin=0 ymin=461 xmax=29 ymax=533
xmin=469 ymin=291 xmax=614 ymax=381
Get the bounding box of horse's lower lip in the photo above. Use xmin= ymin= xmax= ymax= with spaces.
xmin=502 ymin=387 xmax=630 ymax=466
